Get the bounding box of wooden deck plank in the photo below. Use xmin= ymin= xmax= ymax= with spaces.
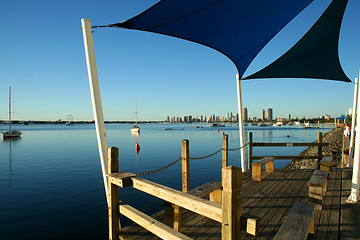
xmin=243 ymin=169 xmax=312 ymax=239
xmin=340 ymin=168 xmax=360 ymax=240
xmin=263 ymin=170 xmax=313 ymax=240
xmin=326 ymin=168 xmax=341 ymax=240
xmin=118 ymin=168 xmax=355 ymax=240
xmin=314 ymin=169 xmax=335 ymax=239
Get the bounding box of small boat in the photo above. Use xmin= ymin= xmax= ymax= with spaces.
xmin=131 ymin=125 xmax=140 ymax=133
xmin=210 ymin=123 xmax=225 ymax=127
xmin=2 ymin=87 xmax=22 ymax=140
xmin=131 ymin=98 xmax=140 ymax=133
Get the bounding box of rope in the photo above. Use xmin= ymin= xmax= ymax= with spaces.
xmin=135 ymin=157 xmax=182 ymax=176
xmin=91 ymin=25 xmax=113 ymax=29
xmin=189 ymin=148 xmax=223 ymax=160
xmin=228 ymin=142 xmax=249 ymax=151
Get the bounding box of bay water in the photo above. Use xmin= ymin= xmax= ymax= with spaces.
xmin=0 ymin=123 xmax=333 ymax=239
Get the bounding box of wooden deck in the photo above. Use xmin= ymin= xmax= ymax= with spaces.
xmin=119 ymin=168 xmax=358 ymax=239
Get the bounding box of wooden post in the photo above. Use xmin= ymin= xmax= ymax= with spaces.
xmin=318 ymin=132 xmax=322 ymax=169
xmin=108 ymin=147 xmax=120 ymax=240
xmin=222 ymin=166 xmax=242 ymax=240
xmin=222 ymin=134 xmax=229 ymax=168
xmin=248 ymin=132 xmax=253 ymax=169
xmin=182 ymin=139 xmax=190 ymax=192
xmin=163 ymin=203 xmax=181 ymax=231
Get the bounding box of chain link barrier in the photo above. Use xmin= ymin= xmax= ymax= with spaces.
xmin=228 ymin=142 xmax=249 ymax=151
xmin=135 ymin=142 xmax=249 ymax=176
xmin=135 ymin=157 xmax=182 ymax=176
xmin=189 ymin=148 xmax=223 ymax=160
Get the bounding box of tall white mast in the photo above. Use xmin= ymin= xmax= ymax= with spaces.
xmin=348 ymin=78 xmax=359 ymax=167
xmin=8 ymin=86 xmax=12 ymax=132
xmin=236 ymin=74 xmax=246 ymax=172
xmin=81 ymin=18 xmax=109 ymax=205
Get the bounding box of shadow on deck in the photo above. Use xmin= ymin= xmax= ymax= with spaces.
xmin=119 ymin=168 xmax=357 ymax=240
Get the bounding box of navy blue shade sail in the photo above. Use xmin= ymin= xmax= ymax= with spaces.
xmin=112 ymin=0 xmax=351 ymax=83
xmin=244 ymin=0 xmax=351 ymax=82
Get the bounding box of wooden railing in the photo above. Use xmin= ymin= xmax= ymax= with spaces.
xmin=106 ymin=134 xmax=251 ymax=240
xmin=248 ymin=132 xmax=328 ymax=168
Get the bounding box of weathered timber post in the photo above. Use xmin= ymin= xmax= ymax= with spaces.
xmin=222 ymin=166 xmax=242 ymax=240
xmin=182 ymin=139 xmax=190 ymax=192
xmin=223 ymin=134 xmax=229 ymax=168
xmin=248 ymin=132 xmax=253 ymax=169
xmin=108 ymin=147 xmax=120 ymax=240
xmin=317 ymin=132 xmax=322 ymax=169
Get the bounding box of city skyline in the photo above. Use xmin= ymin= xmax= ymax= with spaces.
xmin=1 ymin=0 xmax=359 ymax=121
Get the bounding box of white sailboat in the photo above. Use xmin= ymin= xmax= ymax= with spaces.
xmin=2 ymin=87 xmax=22 ymax=139
xmin=131 ymin=98 xmax=140 ymax=133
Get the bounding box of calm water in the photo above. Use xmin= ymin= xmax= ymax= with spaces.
xmin=0 ymin=123 xmax=333 ymax=240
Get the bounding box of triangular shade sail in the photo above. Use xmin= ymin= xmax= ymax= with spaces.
xmin=113 ymin=0 xmax=314 ymax=78
xmin=244 ymin=0 xmax=351 ymax=82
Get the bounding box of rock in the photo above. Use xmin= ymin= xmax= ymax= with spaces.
xmin=284 ymin=127 xmax=344 ymax=169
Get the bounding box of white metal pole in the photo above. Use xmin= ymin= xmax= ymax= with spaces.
xmin=348 ymin=78 xmax=360 ymax=203
xmin=349 ymin=78 xmax=359 ymax=167
xmin=236 ymin=74 xmax=246 ymax=172
xmin=81 ymin=18 xmax=109 ymax=205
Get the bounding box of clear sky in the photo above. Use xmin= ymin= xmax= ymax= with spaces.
xmin=0 ymin=0 xmax=359 ymax=121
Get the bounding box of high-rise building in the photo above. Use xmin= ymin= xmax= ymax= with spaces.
xmin=261 ymin=109 xmax=265 ymax=120
xmin=267 ymin=108 xmax=273 ymax=120
xmin=243 ymin=108 xmax=248 ymax=121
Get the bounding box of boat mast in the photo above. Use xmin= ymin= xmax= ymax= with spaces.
xmin=135 ymin=98 xmax=138 ymax=127
xmin=8 ymin=86 xmax=11 ymax=132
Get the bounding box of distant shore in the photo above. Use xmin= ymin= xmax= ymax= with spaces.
xmin=285 ymin=127 xmax=344 ymax=169
xmin=0 ymin=120 xmax=166 ymax=125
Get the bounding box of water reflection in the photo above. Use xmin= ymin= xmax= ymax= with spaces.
xmin=2 ymin=137 xmax=21 ymax=188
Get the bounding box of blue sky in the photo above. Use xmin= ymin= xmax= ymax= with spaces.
xmin=0 ymin=0 xmax=359 ymax=121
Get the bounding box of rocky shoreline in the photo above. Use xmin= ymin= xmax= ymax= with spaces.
xmin=284 ymin=127 xmax=344 ymax=169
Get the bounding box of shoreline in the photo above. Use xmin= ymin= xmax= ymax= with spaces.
xmin=284 ymin=127 xmax=344 ymax=169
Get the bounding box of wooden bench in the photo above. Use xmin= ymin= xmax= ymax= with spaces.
xmin=164 ymin=181 xmax=260 ymax=236
xmin=252 ymin=156 xmax=275 ymax=181
xmin=320 ymin=156 xmax=332 ymax=172
xmin=308 ymin=170 xmax=328 ymax=210
xmin=273 ymin=201 xmax=316 ymax=240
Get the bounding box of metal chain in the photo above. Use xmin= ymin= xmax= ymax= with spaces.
xmin=135 ymin=142 xmax=249 ymax=176
xmin=135 ymin=157 xmax=182 ymax=176
xmin=189 ymin=148 xmax=223 ymax=160
xmin=228 ymin=142 xmax=249 ymax=151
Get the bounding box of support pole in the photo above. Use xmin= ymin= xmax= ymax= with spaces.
xmin=81 ymin=18 xmax=109 ymax=205
xmin=236 ymin=74 xmax=246 ymax=171
xmin=348 ymin=77 xmax=360 ymax=202
xmin=182 ymin=139 xmax=190 ymax=192
xmin=108 ymin=147 xmax=120 ymax=240
xmin=248 ymin=132 xmax=253 ymax=169
xmin=349 ymin=78 xmax=359 ymax=167
xmin=317 ymin=132 xmax=322 ymax=169
xmin=222 ymin=134 xmax=229 ymax=168
xmin=222 ymin=166 xmax=242 ymax=240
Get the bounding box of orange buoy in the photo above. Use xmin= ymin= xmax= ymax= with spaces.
xmin=222 ymin=131 xmax=225 ymax=135
xmin=217 ymin=129 xmax=219 ymax=132
xmin=135 ymin=143 xmax=140 ymax=153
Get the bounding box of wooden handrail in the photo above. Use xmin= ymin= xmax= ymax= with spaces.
xmin=131 ymin=176 xmax=222 ymax=222
xmin=119 ymin=202 xmax=192 ymax=240
xmin=252 ymin=142 xmax=328 ymax=147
